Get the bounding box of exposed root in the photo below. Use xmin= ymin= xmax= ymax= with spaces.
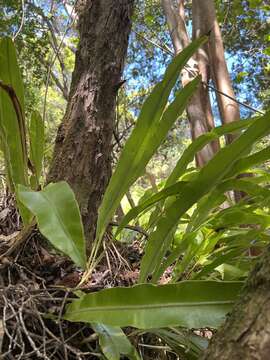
xmin=0 ymin=200 xmax=184 ymax=359
xmin=0 ymin=284 xmax=100 ymax=359
xmin=0 ymin=222 xmax=143 ymax=359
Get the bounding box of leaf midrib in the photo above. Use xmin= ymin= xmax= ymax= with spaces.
xmin=68 ymin=299 xmax=234 ymax=315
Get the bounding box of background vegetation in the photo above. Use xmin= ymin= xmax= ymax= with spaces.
xmin=0 ymin=0 xmax=270 ymax=359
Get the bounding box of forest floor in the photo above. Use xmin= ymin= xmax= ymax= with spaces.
xmin=0 ymin=193 xmax=183 ymax=359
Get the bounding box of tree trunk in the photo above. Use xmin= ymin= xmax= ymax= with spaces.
xmin=193 ymin=0 xmax=248 ymax=202
xmin=193 ymin=0 xmax=240 ymax=144
xmin=202 ymin=246 xmax=270 ymax=360
xmin=47 ymin=0 xmax=134 ymax=250
xmin=191 ymin=1 xmax=219 ymax=154
xmin=162 ymin=0 xmax=217 ymax=167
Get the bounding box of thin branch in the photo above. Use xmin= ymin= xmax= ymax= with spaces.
xmin=50 ymin=69 xmax=69 ymax=100
xmin=134 ymin=30 xmax=173 ymax=55
xmin=26 ymin=1 xmax=71 ymax=100
xmin=110 ymin=221 xmax=149 ymax=237
xmin=206 ymin=83 xmax=264 ymax=115
xmin=13 ymin=0 xmax=25 ymax=40
xmin=134 ymin=31 xmax=265 ymax=115
xmin=42 ymin=1 xmax=77 ymax=123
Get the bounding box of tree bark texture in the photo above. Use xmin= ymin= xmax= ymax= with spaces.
xmin=162 ymin=0 xmax=216 ymax=167
xmin=202 ymin=246 xmax=270 ymax=360
xmin=48 ymin=0 xmax=134 ymax=249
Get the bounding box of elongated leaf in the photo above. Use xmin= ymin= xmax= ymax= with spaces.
xmin=0 ymin=114 xmax=12 ymax=188
xmin=216 ymin=263 xmax=248 ymax=281
xmin=0 ymin=37 xmax=24 ymax=109
xmin=95 ymin=78 xmax=199 ymax=255
xmin=143 ymin=119 xmax=255 ymax=234
xmin=193 ymin=249 xmax=245 ymax=280
xmin=0 ymin=37 xmax=32 ymax=224
xmin=214 ymin=208 xmax=270 ymax=229
xmin=117 ymin=181 xmax=187 ymax=235
xmin=29 ymin=111 xmax=44 ymax=187
xmin=225 ymin=146 xmax=270 ymax=178
xmin=166 ymin=118 xmax=255 ymax=187
xmin=188 ymin=179 xmax=270 ymax=232
xmin=151 ymin=328 xmax=208 ymax=360
xmin=153 ymin=231 xmax=210 ymax=283
xmin=65 ymin=281 xmax=242 ymax=329
xmin=17 ymin=182 xmax=86 ymax=268
xmin=0 ymin=37 xmax=28 ymax=188
xmin=92 ymin=324 xmax=140 ymax=360
xmin=94 ymin=37 xmax=208 ymax=256
xmin=140 ymin=111 xmax=270 ymax=282
xmin=119 ymin=175 xmax=270 ymax=236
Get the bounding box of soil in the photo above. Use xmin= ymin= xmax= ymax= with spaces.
xmin=0 ymin=194 xmax=181 ymax=359
xmin=0 ymin=194 xmax=207 ymax=359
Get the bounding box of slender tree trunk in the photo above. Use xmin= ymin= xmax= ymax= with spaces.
xmin=202 ymin=246 xmax=270 ymax=360
xmin=162 ymin=0 xmax=217 ymax=167
xmin=47 ymin=0 xmax=134 ymax=249
xmin=191 ymin=1 xmax=219 ymax=153
xmin=193 ymin=0 xmax=248 ymax=202
xmin=192 ymin=0 xmax=240 ymax=144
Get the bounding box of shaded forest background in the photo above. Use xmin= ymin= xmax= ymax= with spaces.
xmin=1 ymin=0 xmax=269 ymax=196
xmin=0 ymin=1 xmax=270 ymax=359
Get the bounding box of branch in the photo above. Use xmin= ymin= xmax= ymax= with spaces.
xmin=109 ymin=221 xmax=148 ymax=237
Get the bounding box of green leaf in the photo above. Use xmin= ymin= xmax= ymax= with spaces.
xmin=117 ymin=181 xmax=187 ymax=236
xmin=0 ymin=37 xmax=25 ymax=112
xmin=17 ymin=182 xmax=86 ymax=268
xmin=151 ymin=328 xmax=208 ymax=360
xmin=29 ymin=111 xmax=44 ymax=187
xmin=213 ymin=208 xmax=270 ymax=229
xmin=119 ymin=175 xmax=270 ymax=237
xmin=65 ymin=281 xmax=243 ymax=329
xmin=235 ymin=71 xmax=248 ymax=83
xmin=216 ymin=263 xmax=248 ymax=281
xmin=226 ymin=146 xmax=270 ymax=178
xmin=263 ymin=47 xmax=270 ymax=56
xmin=94 ymin=36 xmax=208 ymax=260
xmin=0 ymin=37 xmax=31 ymax=224
xmin=95 ymin=79 xmax=199 ymax=254
xmin=166 ymin=118 xmax=255 ymax=187
xmin=193 ymin=249 xmax=246 ymax=280
xmin=188 ymin=179 xmax=270 ymax=232
xmin=154 ymin=231 xmax=210 ymax=283
xmin=92 ymin=324 xmax=140 ymax=360
xmin=116 ymin=121 xmax=259 ymax=247
xmin=249 ymin=0 xmax=261 ymax=8
xmin=135 ymin=119 xmax=255 ymax=238
xmin=140 ymin=111 xmax=270 ymax=282
xmin=0 ymin=37 xmax=28 ymax=189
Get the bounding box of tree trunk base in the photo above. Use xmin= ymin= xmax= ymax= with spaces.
xmin=202 ymin=247 xmax=270 ymax=360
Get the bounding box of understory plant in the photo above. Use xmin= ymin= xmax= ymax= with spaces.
xmin=1 ymin=35 xmax=270 ymax=359
xmin=0 ymin=37 xmax=86 ymax=268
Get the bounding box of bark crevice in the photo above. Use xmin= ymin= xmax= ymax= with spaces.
xmin=48 ymin=0 xmax=134 ymax=250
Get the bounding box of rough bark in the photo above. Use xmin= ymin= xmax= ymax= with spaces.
xmin=162 ymin=0 xmax=216 ymax=167
xmin=193 ymin=0 xmax=240 ymax=144
xmin=202 ymin=246 xmax=270 ymax=360
xmin=47 ymin=0 xmax=134 ymax=249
